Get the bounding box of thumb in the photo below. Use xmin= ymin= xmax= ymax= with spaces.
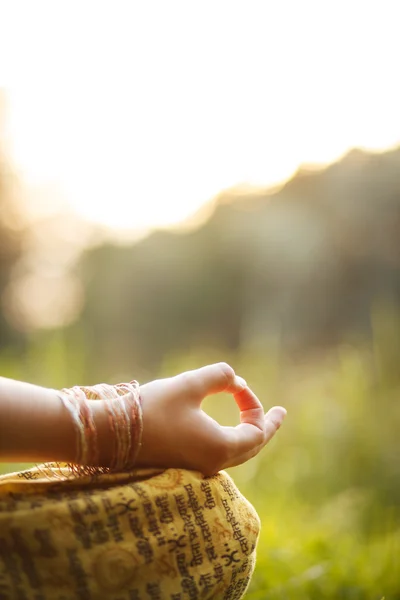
xmin=176 ymin=362 xmax=246 ymax=403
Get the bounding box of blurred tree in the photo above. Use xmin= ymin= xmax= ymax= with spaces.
xmin=77 ymin=145 xmax=400 ymax=378
xmin=0 ymin=92 xmax=24 ymax=348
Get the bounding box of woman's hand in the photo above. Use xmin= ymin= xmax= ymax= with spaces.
xmin=136 ymin=362 xmax=286 ymax=476
xmin=0 ymin=365 xmax=286 ymax=474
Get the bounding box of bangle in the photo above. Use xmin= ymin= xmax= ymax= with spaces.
xmin=55 ymin=380 xmax=142 ymax=475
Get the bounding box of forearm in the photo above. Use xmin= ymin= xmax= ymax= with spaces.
xmin=0 ymin=377 xmax=77 ymax=463
xmin=0 ymin=377 xmax=141 ymax=468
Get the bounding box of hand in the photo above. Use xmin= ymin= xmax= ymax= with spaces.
xmin=136 ymin=362 xmax=286 ymax=476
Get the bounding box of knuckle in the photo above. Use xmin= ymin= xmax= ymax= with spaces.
xmin=180 ymin=371 xmax=192 ymax=386
xmin=180 ymin=370 xmax=201 ymax=395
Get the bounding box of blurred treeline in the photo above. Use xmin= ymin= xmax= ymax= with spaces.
xmin=0 ymin=106 xmax=400 ymax=597
xmin=73 ymin=146 xmax=400 ymax=383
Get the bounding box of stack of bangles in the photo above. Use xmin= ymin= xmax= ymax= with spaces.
xmin=55 ymin=381 xmax=143 ymax=474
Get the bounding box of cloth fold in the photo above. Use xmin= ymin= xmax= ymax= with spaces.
xmin=0 ymin=465 xmax=260 ymax=599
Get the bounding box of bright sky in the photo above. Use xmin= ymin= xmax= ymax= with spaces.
xmin=0 ymin=0 xmax=399 ymax=233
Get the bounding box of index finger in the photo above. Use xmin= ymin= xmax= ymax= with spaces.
xmin=222 ymin=388 xmax=286 ymax=456
xmin=234 ymin=387 xmax=265 ymax=431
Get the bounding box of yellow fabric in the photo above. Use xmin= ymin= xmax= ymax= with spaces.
xmin=0 ymin=465 xmax=260 ymax=599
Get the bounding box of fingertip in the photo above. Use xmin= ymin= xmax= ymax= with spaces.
xmin=186 ymin=362 xmax=236 ymax=398
xmin=232 ymin=375 xmax=247 ymax=390
xmin=211 ymin=362 xmax=236 ymax=391
xmin=226 ymin=373 xmax=247 ymax=395
xmin=265 ymin=406 xmax=287 ymax=428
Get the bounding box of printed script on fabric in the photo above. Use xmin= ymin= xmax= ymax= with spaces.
xmin=0 ymin=467 xmax=260 ymax=599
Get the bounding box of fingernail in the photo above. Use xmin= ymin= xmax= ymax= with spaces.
xmin=234 ymin=375 xmax=247 ymax=389
xmin=267 ymin=407 xmax=287 ymax=428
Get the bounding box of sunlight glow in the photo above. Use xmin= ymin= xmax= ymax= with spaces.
xmin=1 ymin=0 xmax=399 ymax=233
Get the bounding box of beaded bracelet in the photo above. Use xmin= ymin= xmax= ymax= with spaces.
xmin=55 ymin=380 xmax=143 ymax=474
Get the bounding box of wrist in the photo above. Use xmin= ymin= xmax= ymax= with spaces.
xmin=89 ymin=399 xmax=113 ymax=466
xmin=61 ymin=382 xmax=142 ymax=471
